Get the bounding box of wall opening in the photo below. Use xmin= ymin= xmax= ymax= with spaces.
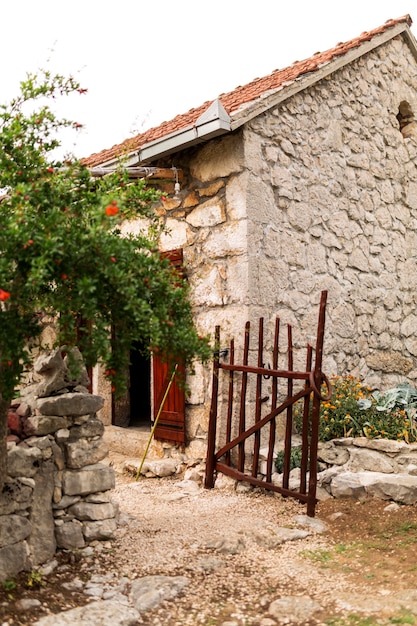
xmin=112 ymin=341 xmax=151 ymax=428
xmin=397 ymin=101 xmax=416 ymax=138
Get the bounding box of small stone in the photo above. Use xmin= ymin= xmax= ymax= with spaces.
xmin=16 ymin=598 xmax=42 ymax=610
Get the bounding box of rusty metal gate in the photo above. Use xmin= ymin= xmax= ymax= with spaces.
xmin=204 ymin=291 xmax=330 ymax=517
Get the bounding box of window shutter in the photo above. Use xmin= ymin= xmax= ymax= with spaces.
xmin=153 ymin=249 xmax=186 ymax=444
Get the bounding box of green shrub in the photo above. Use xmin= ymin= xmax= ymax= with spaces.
xmin=275 ymin=446 xmax=303 ymax=473
xmin=293 ymin=376 xmax=417 ymax=443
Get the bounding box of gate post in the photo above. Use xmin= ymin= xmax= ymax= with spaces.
xmin=307 ymin=290 xmax=328 ymax=517
xmin=204 ymin=326 xmax=220 ymax=489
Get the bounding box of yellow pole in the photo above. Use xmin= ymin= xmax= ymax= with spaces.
xmin=135 ymin=363 xmax=179 ymax=481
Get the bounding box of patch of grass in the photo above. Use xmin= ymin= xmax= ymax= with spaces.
xmin=389 ymin=610 xmax=416 ymax=624
xmin=301 ymin=548 xmax=333 ymax=564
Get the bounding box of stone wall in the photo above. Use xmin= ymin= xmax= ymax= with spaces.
xmin=317 ymin=437 xmax=417 ymax=504
xmin=244 ymin=35 xmax=417 ymax=388
xmin=0 ymin=349 xmax=117 ymax=582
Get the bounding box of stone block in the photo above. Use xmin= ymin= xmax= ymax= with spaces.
xmin=330 ymin=472 xmax=367 ymax=500
xmin=7 ymin=446 xmax=42 ymax=478
xmin=36 ymin=392 xmax=104 ymax=417
xmin=65 ymin=438 xmax=109 ymax=469
xmin=24 ymin=415 xmax=69 ymax=436
xmin=318 ymin=442 xmax=350 ymax=466
xmin=27 ymin=462 xmax=56 ymax=565
xmin=0 ymin=479 xmax=33 ymax=515
xmin=82 ymin=518 xmax=117 ymax=541
xmin=68 ymin=501 xmax=116 ymax=521
xmin=0 ymin=542 xmax=29 ymax=581
xmin=0 ymin=514 xmax=32 ymax=548
xmin=55 ymin=520 xmax=85 ymax=549
xmin=69 ymin=417 xmax=104 ymax=439
xmin=62 ymin=464 xmax=115 ymax=496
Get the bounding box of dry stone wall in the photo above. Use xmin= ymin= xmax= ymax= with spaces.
xmin=0 ymin=349 xmax=117 ymax=582
xmin=317 ymin=437 xmax=417 ymax=504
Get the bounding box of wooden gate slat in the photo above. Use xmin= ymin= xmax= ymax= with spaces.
xmin=251 ymin=318 xmax=264 ymax=478
xmin=282 ymin=324 xmax=294 ymax=491
xmin=265 ymin=317 xmax=280 ymax=482
xmin=237 ymin=322 xmax=250 ymax=473
xmin=225 ymin=338 xmax=235 ymax=467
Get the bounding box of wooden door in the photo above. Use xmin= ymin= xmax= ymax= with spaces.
xmin=153 ymin=249 xmax=186 ymax=444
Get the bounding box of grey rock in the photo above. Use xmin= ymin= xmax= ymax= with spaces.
xmin=65 ymin=438 xmax=109 ymax=469
xmin=294 ymin=515 xmax=328 ymax=533
xmin=68 ymin=501 xmax=116 ymax=521
xmin=205 ymin=535 xmax=246 ymax=554
xmin=24 ymin=416 xmax=69 ymax=436
xmin=36 ymin=392 xmax=104 ymax=417
xmin=83 ymin=585 xmax=104 ymax=597
xmin=268 ymin=595 xmax=322 ymax=621
xmin=62 ymin=464 xmax=115 ymax=496
xmin=330 ymin=472 xmax=368 ymax=499
xmin=0 ymin=514 xmax=31 ymax=548
xmin=7 ymin=446 xmax=42 ymax=478
xmin=70 ymin=418 xmax=105 ymax=439
xmin=15 ymin=598 xmax=42 ymax=610
xmin=27 ymin=461 xmax=56 ymax=565
xmin=0 ymin=479 xmax=33 ymax=515
xmin=348 ymin=448 xmax=396 ymax=473
xmin=62 ymin=578 xmax=84 ymax=591
xmin=55 ymin=520 xmax=85 ymax=549
xmin=0 ymin=541 xmax=29 ymax=581
xmin=140 ymin=459 xmax=178 ymax=477
xmin=82 ymin=518 xmax=117 ymax=541
xmin=85 ymin=492 xmax=111 ymax=503
xmin=53 ymin=494 xmax=81 ymax=510
xmin=130 ymin=575 xmax=190 ymax=611
xmin=318 ymin=442 xmax=349 ymax=465
xmin=38 ymin=559 xmax=58 ymax=576
xmin=33 ymin=600 xmax=139 ymax=625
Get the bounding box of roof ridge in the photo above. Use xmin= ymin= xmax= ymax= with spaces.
xmin=82 ymin=14 xmax=412 ymax=167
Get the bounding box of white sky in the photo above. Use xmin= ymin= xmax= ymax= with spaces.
xmin=1 ymin=1 xmax=415 ymax=159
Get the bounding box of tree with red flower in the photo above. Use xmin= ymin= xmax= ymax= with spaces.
xmin=0 ymin=71 xmax=210 ymax=489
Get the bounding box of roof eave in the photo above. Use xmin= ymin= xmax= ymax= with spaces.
xmin=136 ymin=116 xmax=230 ymax=164
xmin=95 ymin=99 xmax=231 ymax=168
xmin=230 ymin=21 xmax=417 ymax=131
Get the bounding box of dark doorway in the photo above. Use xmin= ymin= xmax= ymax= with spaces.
xmin=112 ymin=341 xmax=151 ymax=428
xmin=129 ymin=342 xmax=151 ymax=426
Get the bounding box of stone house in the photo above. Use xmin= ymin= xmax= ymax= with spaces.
xmin=83 ymin=15 xmax=417 ymax=461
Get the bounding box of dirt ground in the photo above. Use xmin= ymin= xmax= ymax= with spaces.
xmin=1 ymin=472 xmax=417 ymax=626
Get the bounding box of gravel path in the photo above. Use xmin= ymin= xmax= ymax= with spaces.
xmin=102 ymin=467 xmax=352 ymax=625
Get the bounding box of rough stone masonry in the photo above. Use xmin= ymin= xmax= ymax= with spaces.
xmin=0 ymin=348 xmax=118 ymax=581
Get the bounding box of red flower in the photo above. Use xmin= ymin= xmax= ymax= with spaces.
xmin=105 ymin=203 xmax=119 ymax=217
xmin=61 ymin=274 xmax=68 ymax=280
xmin=77 ymin=88 xmax=88 ymax=94
xmin=46 ymin=167 xmax=54 ymax=174
xmin=110 ymin=256 xmax=116 ymax=263
xmin=73 ymin=122 xmax=83 ymax=129
xmin=0 ymin=289 xmax=11 ymax=301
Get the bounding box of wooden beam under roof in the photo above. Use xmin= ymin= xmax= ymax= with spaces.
xmin=89 ymin=166 xmax=183 ymax=181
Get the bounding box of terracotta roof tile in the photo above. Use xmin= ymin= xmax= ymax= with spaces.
xmin=83 ymin=15 xmax=412 ymax=168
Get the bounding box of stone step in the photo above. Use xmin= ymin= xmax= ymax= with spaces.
xmin=103 ymin=425 xmax=164 ymax=461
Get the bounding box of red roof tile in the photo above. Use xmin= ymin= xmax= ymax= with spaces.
xmin=83 ymin=15 xmax=412 ymax=168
